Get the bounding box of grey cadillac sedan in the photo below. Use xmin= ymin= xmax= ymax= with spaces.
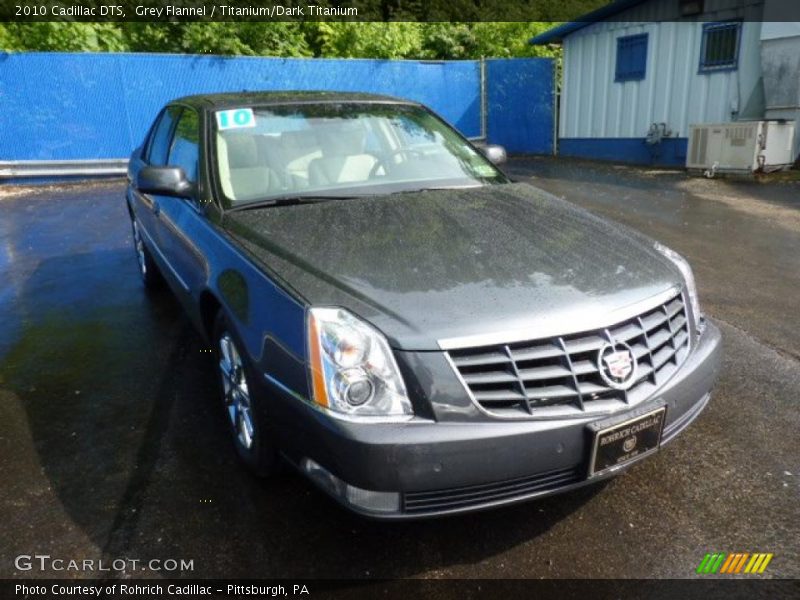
xmin=127 ymin=91 xmax=722 ymax=518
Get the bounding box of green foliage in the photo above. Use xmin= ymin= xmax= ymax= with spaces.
xmin=118 ymin=23 xmax=186 ymax=53
xmin=0 ymin=21 xmax=563 ymax=60
xmin=419 ymin=23 xmax=478 ymax=59
xmin=419 ymin=22 xmax=561 ymax=59
xmin=280 ymin=22 xmax=563 ymax=60
xmin=469 ymin=23 xmax=562 ymax=58
xmin=121 ymin=23 xmax=313 ymax=56
xmin=1 ymin=23 xmax=127 ymax=52
xmin=314 ymin=22 xmax=423 ymax=59
xmin=0 ymin=25 xmax=12 ymax=50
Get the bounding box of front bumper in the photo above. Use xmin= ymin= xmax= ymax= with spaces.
xmin=273 ymin=321 xmax=722 ymax=519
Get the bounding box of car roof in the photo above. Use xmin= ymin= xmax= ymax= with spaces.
xmin=172 ymin=91 xmax=419 ymax=111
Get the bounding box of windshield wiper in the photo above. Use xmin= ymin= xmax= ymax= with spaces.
xmin=227 ymin=195 xmax=356 ymax=212
xmin=388 ymin=185 xmax=483 ymax=196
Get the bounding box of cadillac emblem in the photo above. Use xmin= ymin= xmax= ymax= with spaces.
xmin=598 ymin=341 xmax=638 ymax=390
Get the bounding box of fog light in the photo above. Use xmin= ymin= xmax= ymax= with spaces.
xmin=345 ymin=485 xmax=401 ymax=514
xmin=300 ymin=458 xmax=400 ymax=514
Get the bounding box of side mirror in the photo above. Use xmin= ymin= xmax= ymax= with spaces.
xmin=136 ymin=166 xmax=195 ymax=198
xmin=480 ymin=144 xmax=507 ymax=165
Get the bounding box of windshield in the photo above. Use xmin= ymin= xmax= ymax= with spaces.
xmin=213 ymin=102 xmax=508 ymax=206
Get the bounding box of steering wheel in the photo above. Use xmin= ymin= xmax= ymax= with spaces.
xmin=369 ymin=148 xmax=425 ymax=178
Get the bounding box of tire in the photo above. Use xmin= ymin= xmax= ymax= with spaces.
xmin=213 ymin=311 xmax=280 ymax=477
xmin=130 ymin=216 xmax=164 ymax=289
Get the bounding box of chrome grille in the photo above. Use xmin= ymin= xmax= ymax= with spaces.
xmin=448 ymin=292 xmax=691 ymax=418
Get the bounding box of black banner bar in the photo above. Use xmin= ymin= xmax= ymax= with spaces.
xmin=2 ymin=579 xmax=799 ymax=600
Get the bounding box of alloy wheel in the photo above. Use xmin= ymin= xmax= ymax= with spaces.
xmin=132 ymin=220 xmax=147 ymax=278
xmin=218 ymin=332 xmax=255 ymax=450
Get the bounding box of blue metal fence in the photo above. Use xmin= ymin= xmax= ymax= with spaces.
xmin=486 ymin=57 xmax=554 ymax=155
xmin=0 ymin=52 xmax=553 ymax=161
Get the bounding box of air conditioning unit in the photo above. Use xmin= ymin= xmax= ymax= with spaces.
xmin=686 ymin=121 xmax=796 ymax=175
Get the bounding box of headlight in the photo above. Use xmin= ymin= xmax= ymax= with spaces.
xmin=307 ymin=307 xmax=413 ymax=420
xmin=654 ymin=242 xmax=702 ymax=321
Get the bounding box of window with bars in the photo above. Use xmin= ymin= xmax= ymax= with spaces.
xmin=615 ymin=34 xmax=648 ymax=82
xmin=699 ymin=22 xmax=741 ymax=72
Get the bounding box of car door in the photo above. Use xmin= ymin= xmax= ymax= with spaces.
xmin=131 ymin=105 xmax=181 ymax=256
xmin=154 ymin=106 xmax=208 ymax=298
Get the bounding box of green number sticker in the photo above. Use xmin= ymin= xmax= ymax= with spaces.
xmin=216 ymin=108 xmax=255 ymax=130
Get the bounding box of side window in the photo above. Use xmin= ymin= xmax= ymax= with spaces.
xmin=168 ymin=109 xmax=200 ymax=183
xmin=615 ymin=34 xmax=648 ymax=82
xmin=699 ymin=22 xmax=741 ymax=72
xmin=147 ymin=106 xmax=181 ymax=166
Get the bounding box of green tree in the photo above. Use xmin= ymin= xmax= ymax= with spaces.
xmin=0 ymin=22 xmax=128 ymax=52
xmin=119 ymin=23 xmax=187 ymax=53
xmin=0 ymin=21 xmax=565 ymax=60
xmin=308 ymin=22 xmax=561 ymax=60
xmin=468 ymin=22 xmax=562 ymax=58
xmin=419 ymin=23 xmax=478 ymax=59
xmin=119 ymin=22 xmax=312 ymax=56
xmin=314 ymin=22 xmax=424 ymax=59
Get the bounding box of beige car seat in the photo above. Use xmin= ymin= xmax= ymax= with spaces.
xmin=308 ymin=124 xmax=378 ymax=186
xmin=218 ymin=135 xmax=281 ymax=202
xmin=279 ymin=130 xmax=322 ymax=189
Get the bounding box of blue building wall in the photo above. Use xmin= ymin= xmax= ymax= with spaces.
xmin=559 ymin=137 xmax=688 ymax=166
xmin=0 ymin=52 xmax=554 ymax=161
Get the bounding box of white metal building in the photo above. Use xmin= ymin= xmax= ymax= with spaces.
xmin=531 ymin=0 xmax=800 ymax=167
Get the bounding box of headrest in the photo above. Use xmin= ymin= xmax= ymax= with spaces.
xmin=281 ymin=130 xmax=318 ymax=152
xmin=317 ymin=122 xmax=367 ymax=156
xmin=226 ymin=135 xmax=259 ymax=169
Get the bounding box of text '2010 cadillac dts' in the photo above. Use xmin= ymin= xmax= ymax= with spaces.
xmin=126 ymin=91 xmax=722 ymax=519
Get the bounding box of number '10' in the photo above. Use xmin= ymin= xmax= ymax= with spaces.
xmin=218 ymin=110 xmax=252 ymax=128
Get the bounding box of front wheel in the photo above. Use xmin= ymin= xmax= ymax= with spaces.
xmin=214 ymin=312 xmax=280 ymax=477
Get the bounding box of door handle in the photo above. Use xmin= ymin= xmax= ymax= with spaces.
xmin=152 ymin=201 xmax=161 ymax=217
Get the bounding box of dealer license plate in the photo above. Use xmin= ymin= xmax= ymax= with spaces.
xmin=588 ymin=406 xmax=666 ymax=477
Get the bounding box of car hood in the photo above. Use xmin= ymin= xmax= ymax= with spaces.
xmin=224 ymin=183 xmax=682 ymax=351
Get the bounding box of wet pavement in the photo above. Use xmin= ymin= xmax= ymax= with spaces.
xmin=0 ymin=158 xmax=798 ymax=580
